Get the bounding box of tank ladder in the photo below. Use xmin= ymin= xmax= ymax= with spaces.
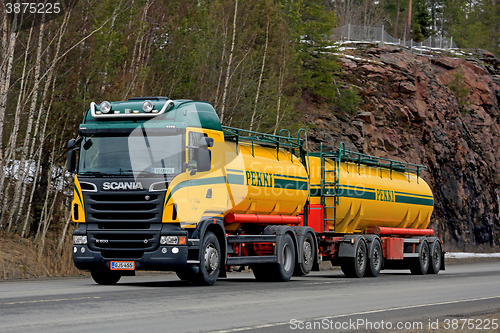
xmin=320 ymin=143 xmax=340 ymax=232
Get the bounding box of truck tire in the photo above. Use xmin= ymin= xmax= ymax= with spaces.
xmin=252 ymin=233 xmax=295 ymax=282
xmin=293 ymin=232 xmax=315 ymax=276
xmin=428 ymin=241 xmax=442 ymax=274
xmin=410 ymin=240 xmax=430 ymax=275
xmin=193 ymin=231 xmax=221 ymax=286
xmin=273 ymin=233 xmax=296 ymax=282
xmin=341 ymin=238 xmax=367 ymax=278
xmin=91 ymin=270 xmax=121 ymax=285
xmin=365 ymin=238 xmax=382 ymax=277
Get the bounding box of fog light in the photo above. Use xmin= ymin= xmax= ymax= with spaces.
xmin=161 ymin=247 xmax=168 ymax=254
xmin=172 ymin=247 xmax=179 ymax=254
xmin=80 ymin=247 xmax=86 ymax=253
xmin=73 ymin=247 xmax=77 ymax=253
xmin=74 ymin=235 xmax=87 ymax=244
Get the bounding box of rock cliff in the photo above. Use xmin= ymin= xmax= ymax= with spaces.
xmin=305 ymin=44 xmax=500 ymax=251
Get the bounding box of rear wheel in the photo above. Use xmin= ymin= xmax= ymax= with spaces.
xmin=365 ymin=239 xmax=382 ymax=277
xmin=293 ymin=232 xmax=315 ymax=276
xmin=428 ymin=241 xmax=442 ymax=274
xmin=273 ymin=233 xmax=295 ymax=281
xmin=252 ymin=233 xmax=296 ymax=282
xmin=410 ymin=241 xmax=430 ymax=275
xmin=341 ymin=238 xmax=367 ymax=278
xmin=91 ymin=270 xmax=121 ymax=285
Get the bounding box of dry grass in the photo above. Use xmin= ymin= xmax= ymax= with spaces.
xmin=0 ymin=231 xmax=82 ymax=280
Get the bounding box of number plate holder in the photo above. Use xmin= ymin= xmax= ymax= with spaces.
xmin=110 ymin=261 xmax=135 ymax=270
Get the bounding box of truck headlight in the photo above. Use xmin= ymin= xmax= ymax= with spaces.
xmin=160 ymin=236 xmax=186 ymax=245
xmin=73 ymin=235 xmax=88 ymax=244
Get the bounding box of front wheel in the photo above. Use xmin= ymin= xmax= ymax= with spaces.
xmin=91 ymin=270 xmax=121 ymax=285
xmin=192 ymin=231 xmax=221 ymax=286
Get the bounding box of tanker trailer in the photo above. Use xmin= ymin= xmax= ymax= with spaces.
xmin=305 ymin=144 xmax=442 ymax=278
xmin=67 ymin=97 xmax=443 ymax=286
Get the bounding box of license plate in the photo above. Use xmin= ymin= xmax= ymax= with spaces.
xmin=110 ymin=261 xmax=135 ymax=270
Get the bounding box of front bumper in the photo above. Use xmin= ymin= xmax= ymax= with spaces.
xmin=73 ymin=244 xmax=188 ymax=271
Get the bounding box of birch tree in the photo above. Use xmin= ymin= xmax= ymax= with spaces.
xmin=220 ymin=0 xmax=238 ymax=124
xmin=0 ymin=15 xmax=19 ymax=228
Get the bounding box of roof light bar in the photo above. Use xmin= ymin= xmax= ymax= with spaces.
xmin=90 ymin=100 xmax=174 ymax=118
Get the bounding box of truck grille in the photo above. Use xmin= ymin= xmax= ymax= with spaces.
xmin=83 ymin=190 xmax=166 ymax=255
xmin=84 ymin=192 xmax=165 ymax=223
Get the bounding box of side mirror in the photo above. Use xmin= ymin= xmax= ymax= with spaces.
xmin=67 ymin=149 xmax=77 ymax=173
xmin=196 ymin=146 xmax=212 ymax=172
xmin=67 ymin=139 xmax=76 ymax=149
xmin=67 ymin=137 xmax=83 ymax=150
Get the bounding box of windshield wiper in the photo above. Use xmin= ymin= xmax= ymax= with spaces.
xmin=79 ymin=171 xmax=120 ymax=177
xmin=121 ymin=169 xmax=158 ymax=177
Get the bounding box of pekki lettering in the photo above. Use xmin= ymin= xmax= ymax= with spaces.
xmin=245 ymin=171 xmax=274 ymax=188
xmin=376 ymin=189 xmax=395 ymax=202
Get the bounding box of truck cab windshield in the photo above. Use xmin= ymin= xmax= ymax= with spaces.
xmin=78 ymin=133 xmax=184 ymax=177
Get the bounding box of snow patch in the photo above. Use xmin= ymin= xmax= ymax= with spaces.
xmin=445 ymin=252 xmax=500 ymax=259
xmin=335 ymin=53 xmax=384 ymax=65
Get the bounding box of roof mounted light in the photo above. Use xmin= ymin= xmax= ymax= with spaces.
xmin=90 ymin=99 xmax=174 ymax=118
xmin=100 ymin=101 xmax=112 ymax=114
xmin=142 ymin=100 xmax=154 ymax=113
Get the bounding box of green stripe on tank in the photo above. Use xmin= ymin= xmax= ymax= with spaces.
xmin=275 ymin=174 xmax=309 ymax=180
xmin=338 ymin=184 xmax=376 ymax=192
xmin=395 ymin=195 xmax=434 ymax=206
xmin=339 ymin=190 xmax=376 ymax=200
xmin=274 ymin=178 xmax=308 ymax=191
xmin=394 ymin=191 xmax=434 ymax=199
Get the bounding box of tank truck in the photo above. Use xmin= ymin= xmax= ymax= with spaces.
xmin=67 ymin=97 xmax=444 ymax=285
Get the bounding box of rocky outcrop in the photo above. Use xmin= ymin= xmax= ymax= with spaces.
xmin=306 ymin=45 xmax=500 ymax=251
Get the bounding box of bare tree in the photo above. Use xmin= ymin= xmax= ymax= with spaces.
xmin=274 ymin=47 xmax=286 ymax=135
xmin=0 ymin=23 xmax=34 ymax=228
xmin=0 ymin=15 xmax=19 ymax=228
xmin=249 ymin=18 xmax=269 ymax=132
xmin=6 ymin=19 xmax=46 ymax=232
xmin=220 ymin=0 xmax=238 ymax=124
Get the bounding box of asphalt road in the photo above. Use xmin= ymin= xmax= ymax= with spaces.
xmin=1 ymin=262 xmax=499 ymax=333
